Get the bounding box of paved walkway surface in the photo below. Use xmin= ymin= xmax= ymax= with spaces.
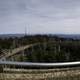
xmin=0 ymin=67 xmax=80 ymax=80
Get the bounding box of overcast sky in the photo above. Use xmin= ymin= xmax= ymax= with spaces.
xmin=0 ymin=0 xmax=80 ymax=34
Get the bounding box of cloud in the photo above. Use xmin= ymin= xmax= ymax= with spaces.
xmin=0 ymin=0 xmax=80 ymax=34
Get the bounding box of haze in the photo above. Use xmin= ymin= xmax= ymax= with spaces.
xmin=0 ymin=0 xmax=80 ymax=34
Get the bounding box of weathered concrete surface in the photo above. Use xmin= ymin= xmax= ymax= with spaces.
xmin=0 ymin=68 xmax=80 ymax=80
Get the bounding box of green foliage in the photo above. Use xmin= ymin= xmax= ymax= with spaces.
xmin=20 ymin=41 xmax=80 ymax=62
xmin=1 ymin=35 xmax=80 ymax=62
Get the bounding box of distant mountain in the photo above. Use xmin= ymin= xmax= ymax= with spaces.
xmin=0 ymin=34 xmax=80 ymax=40
xmin=56 ymin=34 xmax=80 ymax=40
xmin=0 ymin=34 xmax=25 ymax=39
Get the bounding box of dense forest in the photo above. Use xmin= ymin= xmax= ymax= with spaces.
xmin=0 ymin=35 xmax=80 ymax=62
xmin=0 ymin=35 xmax=66 ymax=49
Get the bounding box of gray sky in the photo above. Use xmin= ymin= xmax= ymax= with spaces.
xmin=0 ymin=0 xmax=80 ymax=34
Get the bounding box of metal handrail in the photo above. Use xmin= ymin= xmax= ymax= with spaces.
xmin=0 ymin=61 xmax=80 ymax=67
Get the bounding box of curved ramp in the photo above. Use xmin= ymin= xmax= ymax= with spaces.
xmin=0 ymin=43 xmax=39 ymax=59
